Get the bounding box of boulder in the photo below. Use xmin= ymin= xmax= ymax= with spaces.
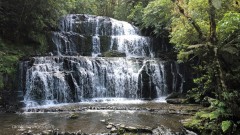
xmin=111 ymin=127 xmax=117 ymax=133
xmin=166 ymin=98 xmax=185 ymax=104
xmin=166 ymin=92 xmax=183 ymax=99
xmin=166 ymin=92 xmax=187 ymax=104
xmin=106 ymin=124 xmax=113 ymax=129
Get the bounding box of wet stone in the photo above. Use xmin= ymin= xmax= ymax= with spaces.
xmin=111 ymin=127 xmax=117 ymax=133
xmin=42 ymin=130 xmax=52 ymax=135
xmin=120 ymin=124 xmax=126 ymax=128
xmin=17 ymin=128 xmax=26 ymax=132
xmin=100 ymin=119 xmax=106 ymax=123
xmin=106 ymin=125 xmax=113 ymax=129
xmin=108 ymin=122 xmax=113 ymax=125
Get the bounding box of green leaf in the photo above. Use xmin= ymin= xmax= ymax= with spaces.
xmin=209 ymin=110 xmax=220 ymax=120
xmin=221 ymin=120 xmax=232 ymax=133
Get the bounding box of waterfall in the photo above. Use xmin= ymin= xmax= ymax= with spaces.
xmin=110 ymin=35 xmax=151 ymax=57
xmin=22 ymin=57 xmax=184 ymax=107
xmin=19 ymin=14 xmax=186 ymax=107
xmin=52 ymin=14 xmax=153 ymax=57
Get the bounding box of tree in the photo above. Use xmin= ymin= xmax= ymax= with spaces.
xmin=142 ymin=0 xmax=174 ymax=36
xmin=0 ymin=0 xmax=73 ymax=44
xmin=138 ymin=0 xmax=240 ymax=133
xmin=170 ymin=0 xmax=240 ymax=134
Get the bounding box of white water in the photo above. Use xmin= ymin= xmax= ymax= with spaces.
xmin=53 ymin=14 xmax=153 ymax=57
xmin=22 ymin=56 xmax=182 ymax=107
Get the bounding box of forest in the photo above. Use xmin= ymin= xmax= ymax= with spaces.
xmin=0 ymin=0 xmax=240 ymax=134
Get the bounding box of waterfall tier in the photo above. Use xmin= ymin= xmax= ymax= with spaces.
xmin=20 ymin=57 xmax=185 ymax=107
xmin=50 ymin=14 xmax=152 ymax=57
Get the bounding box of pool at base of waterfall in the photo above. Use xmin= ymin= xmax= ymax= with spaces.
xmin=0 ymin=101 xmax=201 ymax=135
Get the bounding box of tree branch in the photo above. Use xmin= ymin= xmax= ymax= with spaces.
xmin=175 ymin=1 xmax=204 ymax=41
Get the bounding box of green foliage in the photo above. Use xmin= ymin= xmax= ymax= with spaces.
xmin=70 ymin=0 xmax=98 ymax=15
xmin=184 ymin=98 xmax=237 ymax=134
xmin=170 ymin=17 xmax=199 ymax=50
xmin=221 ymin=120 xmax=232 ymax=133
xmin=128 ymin=2 xmax=144 ymax=25
xmin=217 ymin=12 xmax=240 ymax=42
xmin=114 ymin=1 xmax=133 ymax=21
xmin=114 ymin=0 xmax=152 ymax=23
xmin=0 ymin=39 xmax=21 ymax=74
xmin=188 ymin=0 xmax=209 ymax=20
xmin=184 ymin=118 xmax=203 ymax=130
xmin=158 ymin=0 xmax=240 ymax=134
xmin=0 ymin=38 xmax=38 ymax=91
xmin=142 ymin=0 xmax=173 ymax=36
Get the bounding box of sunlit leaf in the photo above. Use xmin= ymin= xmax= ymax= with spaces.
xmin=221 ymin=120 xmax=232 ymax=133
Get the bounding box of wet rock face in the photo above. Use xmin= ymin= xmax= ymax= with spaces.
xmin=50 ymin=14 xmax=152 ymax=57
xmin=59 ymin=14 xmax=139 ymax=36
xmin=102 ymin=50 xmax=126 ymax=57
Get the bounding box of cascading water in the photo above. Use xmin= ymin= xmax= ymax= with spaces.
xmin=51 ymin=14 xmax=152 ymax=57
xmin=19 ymin=14 xmax=186 ymax=107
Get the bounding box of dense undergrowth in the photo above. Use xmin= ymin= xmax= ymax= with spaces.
xmin=0 ymin=38 xmax=46 ymax=106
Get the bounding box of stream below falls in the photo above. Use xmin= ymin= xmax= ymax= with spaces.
xmin=0 ymin=101 xmax=200 ymax=135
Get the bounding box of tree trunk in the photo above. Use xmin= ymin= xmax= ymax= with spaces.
xmin=208 ymin=0 xmax=227 ymax=95
xmin=208 ymin=0 xmax=218 ymax=44
xmin=214 ymin=48 xmax=227 ymax=94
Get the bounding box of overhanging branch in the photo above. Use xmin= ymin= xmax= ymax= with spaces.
xmin=175 ymin=1 xmax=204 ymax=41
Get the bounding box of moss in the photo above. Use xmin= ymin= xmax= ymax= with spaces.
xmin=116 ymin=128 xmax=126 ymax=134
xmin=183 ymin=117 xmax=203 ymax=130
xmin=33 ymin=33 xmax=48 ymax=54
xmin=0 ymin=38 xmax=45 ymax=94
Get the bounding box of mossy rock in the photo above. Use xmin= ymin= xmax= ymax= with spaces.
xmin=103 ymin=50 xmax=126 ymax=57
xmin=68 ymin=113 xmax=79 ymax=119
xmin=166 ymin=92 xmax=184 ymax=99
xmin=166 ymin=98 xmax=185 ymax=104
xmin=116 ymin=128 xmax=125 ymax=134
